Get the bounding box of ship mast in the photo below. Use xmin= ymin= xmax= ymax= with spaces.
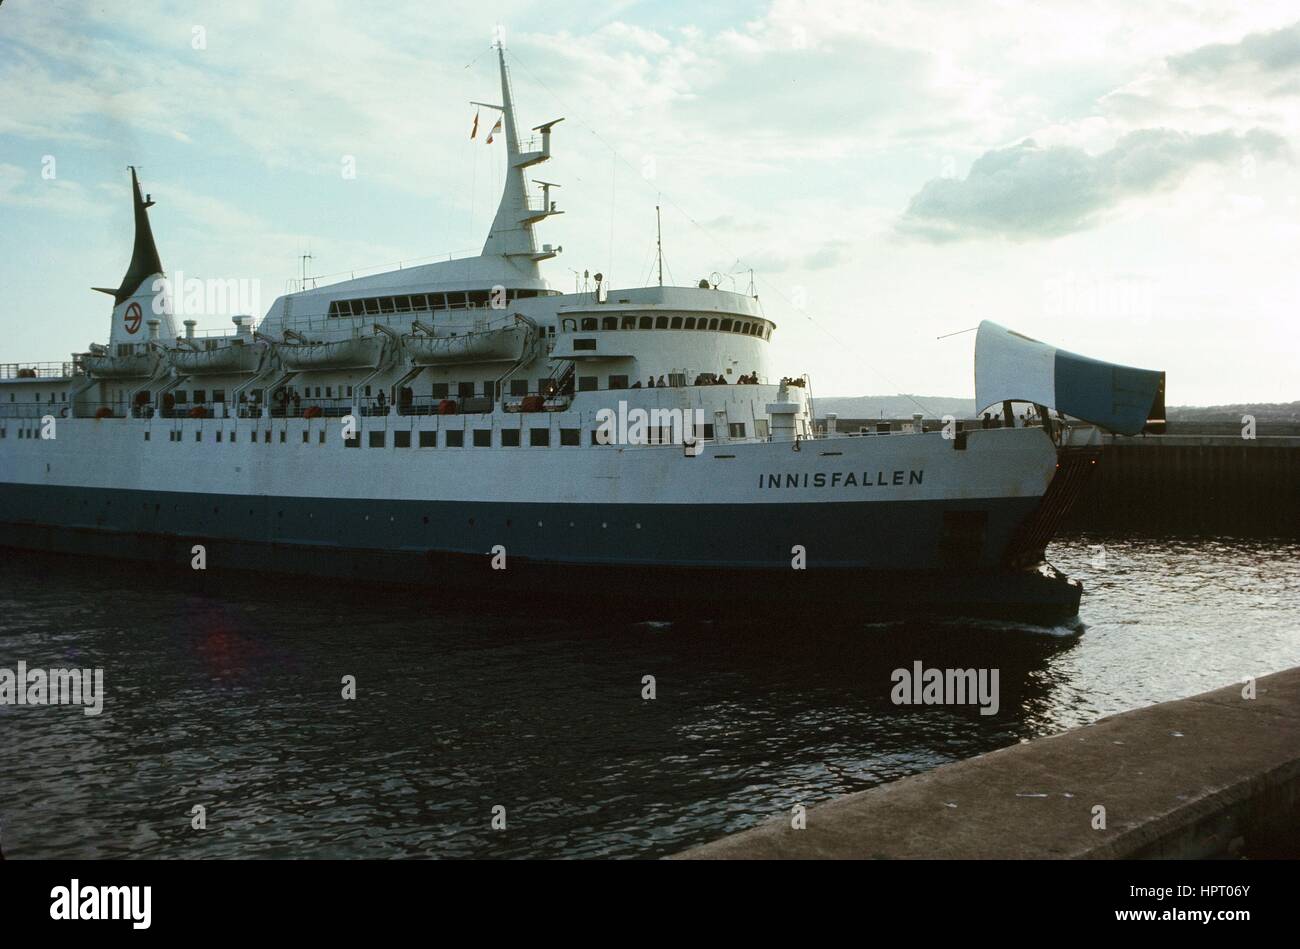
xmin=656 ymin=205 xmax=663 ymax=287
xmin=475 ymin=43 xmax=565 ymax=266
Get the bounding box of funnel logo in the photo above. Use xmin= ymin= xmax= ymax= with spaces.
xmin=124 ymin=302 xmax=143 ymax=334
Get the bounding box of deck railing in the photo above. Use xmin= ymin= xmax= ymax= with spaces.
xmin=0 ymin=362 xmax=82 ymax=380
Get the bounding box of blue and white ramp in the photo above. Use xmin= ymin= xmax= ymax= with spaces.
xmin=974 ymin=321 xmax=1164 ymax=436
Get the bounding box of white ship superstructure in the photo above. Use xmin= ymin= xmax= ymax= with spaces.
xmin=0 ymin=47 xmax=1164 ymax=618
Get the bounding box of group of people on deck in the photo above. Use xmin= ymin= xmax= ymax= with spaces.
xmin=629 ymin=371 xmax=764 ymax=388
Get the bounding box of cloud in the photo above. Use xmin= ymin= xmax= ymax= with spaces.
xmin=1168 ymin=20 xmax=1300 ymax=79
xmin=0 ymin=161 xmax=106 ymax=217
xmin=897 ymin=127 xmax=1290 ymax=241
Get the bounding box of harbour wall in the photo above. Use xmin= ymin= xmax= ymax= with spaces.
xmin=819 ymin=419 xmax=1300 ymax=536
xmin=675 ymin=667 xmax=1300 ymax=859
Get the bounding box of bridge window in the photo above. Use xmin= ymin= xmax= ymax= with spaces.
xmin=622 ymin=315 xmax=637 ymax=329
xmin=655 ymin=316 xmax=669 ymax=329
xmin=708 ymin=319 xmax=719 ymax=330
xmin=639 ymin=316 xmax=653 ymax=329
xmin=684 ymin=317 xmax=696 ymax=330
xmin=602 ymin=317 xmax=618 ymax=330
xmin=670 ymin=317 xmax=682 ymax=329
xmin=581 ymin=317 xmax=598 ymax=330
xmin=720 ymin=319 xmax=733 ymax=332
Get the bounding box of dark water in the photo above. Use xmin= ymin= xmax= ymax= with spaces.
xmin=1 ymin=534 xmax=1297 ymax=858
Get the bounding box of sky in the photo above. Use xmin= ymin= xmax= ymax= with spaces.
xmin=1 ymin=0 xmax=1298 ymax=404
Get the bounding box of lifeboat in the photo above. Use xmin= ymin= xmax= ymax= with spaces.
xmin=402 ymin=324 xmax=527 ymax=366
xmin=276 ymin=335 xmax=384 ymax=370
xmin=82 ymin=352 xmax=155 ymax=378
xmin=169 ymin=341 xmax=264 ymax=375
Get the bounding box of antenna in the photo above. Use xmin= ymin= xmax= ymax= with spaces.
xmin=656 ymin=205 xmax=664 ymax=288
xmin=299 ymin=250 xmax=314 ymax=291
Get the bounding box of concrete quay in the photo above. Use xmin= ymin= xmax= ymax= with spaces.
xmin=676 ymin=667 xmax=1300 ymax=859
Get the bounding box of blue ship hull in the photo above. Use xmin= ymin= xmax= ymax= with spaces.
xmin=0 ymin=482 xmax=1084 ymax=621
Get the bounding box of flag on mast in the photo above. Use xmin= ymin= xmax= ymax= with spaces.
xmin=486 ymin=116 xmax=503 ymax=144
xmin=470 ymin=110 xmax=479 ymax=140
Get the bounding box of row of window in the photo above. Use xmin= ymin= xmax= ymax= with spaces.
xmin=7 ymin=392 xmax=67 ymax=403
xmin=172 ymin=375 xmax=720 ymax=402
xmin=563 ymin=314 xmax=771 ymax=338
xmin=129 ymin=423 xmax=748 ymax=447
xmin=326 ymin=289 xmax=548 ymax=318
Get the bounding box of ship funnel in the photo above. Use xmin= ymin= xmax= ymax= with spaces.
xmin=93 ymin=167 xmax=176 ymax=350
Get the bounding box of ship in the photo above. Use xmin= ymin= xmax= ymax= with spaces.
xmin=0 ymin=46 xmax=1164 ymax=621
